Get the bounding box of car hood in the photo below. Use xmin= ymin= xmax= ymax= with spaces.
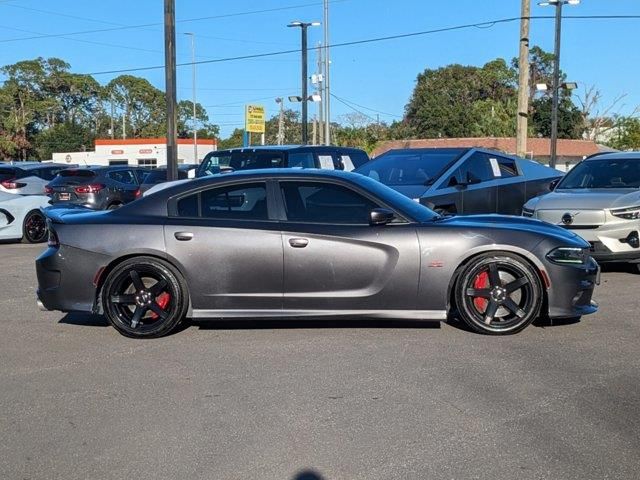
xmin=432 ymin=214 xmax=588 ymax=247
xmin=384 ymin=184 xmax=429 ymax=200
xmin=526 ymin=188 xmax=640 ymax=210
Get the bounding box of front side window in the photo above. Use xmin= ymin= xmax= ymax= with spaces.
xmin=280 ymin=181 xmax=380 ymax=224
xmin=237 ymin=152 xmax=283 ymax=170
xmin=558 ymin=158 xmax=640 ymax=189
xmin=288 ymin=152 xmax=316 ymax=169
xmin=176 ymin=182 xmax=268 ymax=220
xmin=460 ymin=152 xmax=495 ymax=183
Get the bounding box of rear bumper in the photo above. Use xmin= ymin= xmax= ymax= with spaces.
xmin=36 ymin=245 xmax=106 ymax=313
xmin=546 ymin=257 xmax=600 ymax=319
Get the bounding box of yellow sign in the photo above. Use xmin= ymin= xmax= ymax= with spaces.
xmin=245 ymin=104 xmax=266 ymax=133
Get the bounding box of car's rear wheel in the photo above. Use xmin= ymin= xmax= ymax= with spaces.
xmin=455 ymin=253 xmax=543 ymax=335
xmin=101 ymin=257 xmax=188 ymax=338
xmin=22 ymin=210 xmax=47 ymax=244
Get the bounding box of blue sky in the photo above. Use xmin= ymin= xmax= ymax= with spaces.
xmin=1 ymin=0 xmax=639 ymax=137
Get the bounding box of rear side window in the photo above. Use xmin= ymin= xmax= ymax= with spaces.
xmin=231 ymin=152 xmax=283 ymax=170
xmin=38 ymin=167 xmax=62 ymax=181
xmin=494 ymin=156 xmax=519 ymax=178
xmin=0 ymin=168 xmax=19 ymax=181
xmin=176 ymin=182 xmax=268 ymax=221
xmin=108 ymin=170 xmax=136 ymax=185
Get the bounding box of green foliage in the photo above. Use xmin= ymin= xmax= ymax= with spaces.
xmin=33 ymin=122 xmax=94 ymax=160
xmin=530 ymin=96 xmax=584 ymax=139
xmin=607 ymin=117 xmax=640 ymax=151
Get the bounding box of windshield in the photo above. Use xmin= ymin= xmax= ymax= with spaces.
xmin=558 ymin=157 xmax=640 ymax=189
xmin=198 ymin=152 xmax=234 ymax=176
xmin=355 ymin=149 xmax=467 ymax=186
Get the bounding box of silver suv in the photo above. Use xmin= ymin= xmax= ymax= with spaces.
xmin=523 ymin=152 xmax=640 ymax=270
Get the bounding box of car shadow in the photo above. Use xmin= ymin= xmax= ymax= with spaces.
xmin=56 ymin=313 xmax=442 ymax=333
xmin=600 ymin=263 xmax=639 ymax=274
xmin=194 ymin=317 xmax=442 ymax=331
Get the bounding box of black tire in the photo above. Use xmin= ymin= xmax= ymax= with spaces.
xmin=455 ymin=253 xmax=543 ymax=335
xmin=22 ymin=210 xmax=48 ymax=244
xmin=107 ymin=203 xmax=122 ymax=210
xmin=101 ymin=256 xmax=189 ymax=338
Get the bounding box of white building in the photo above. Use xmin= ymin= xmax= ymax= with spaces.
xmin=52 ymin=138 xmax=216 ymax=168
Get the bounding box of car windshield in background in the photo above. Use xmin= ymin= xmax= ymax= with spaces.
xmin=558 ymin=158 xmax=640 ymax=189
xmin=356 ymin=149 xmax=467 ymax=186
xmin=199 ymin=153 xmax=233 ymax=176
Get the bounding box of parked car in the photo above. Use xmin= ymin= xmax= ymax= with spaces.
xmin=37 ymin=169 xmax=598 ymax=339
xmin=196 ymin=145 xmax=370 ymax=177
xmin=45 ymin=166 xmax=149 ymax=210
xmin=138 ymin=164 xmax=198 ymax=196
xmin=0 ymin=162 xmax=75 ymax=196
xmin=356 ymin=148 xmax=562 ymax=215
xmin=0 ymin=191 xmax=50 ymax=243
xmin=523 ymin=152 xmax=640 ymax=271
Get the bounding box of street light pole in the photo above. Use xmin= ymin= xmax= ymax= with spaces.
xmin=323 ymin=0 xmax=331 ymax=145
xmin=539 ymin=0 xmax=579 ymax=169
xmin=185 ymin=32 xmax=198 ymax=163
xmin=288 ymin=21 xmax=319 ymax=145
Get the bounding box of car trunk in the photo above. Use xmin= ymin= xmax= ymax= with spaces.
xmin=48 ymin=170 xmax=97 ymax=202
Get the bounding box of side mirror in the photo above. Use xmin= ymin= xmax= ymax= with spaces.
xmin=370 ymin=208 xmax=395 ymax=226
xmin=549 ymin=178 xmax=560 ymax=191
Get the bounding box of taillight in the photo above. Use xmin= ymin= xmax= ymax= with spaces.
xmin=47 ymin=227 xmax=59 ymax=248
xmin=1 ymin=179 xmax=27 ymax=189
xmin=134 ymin=188 xmax=142 ymax=199
xmin=44 ymin=185 xmax=53 ymax=195
xmin=75 ymin=183 xmax=105 ymax=194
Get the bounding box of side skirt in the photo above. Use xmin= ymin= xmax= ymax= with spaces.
xmin=189 ymin=309 xmax=448 ymax=320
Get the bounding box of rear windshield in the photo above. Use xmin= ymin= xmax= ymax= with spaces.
xmin=558 ymin=158 xmax=640 ymax=189
xmin=356 ymin=149 xmax=467 ymax=186
xmin=49 ymin=169 xmax=97 ymax=185
xmin=59 ymin=170 xmax=96 ymax=178
xmin=0 ymin=168 xmax=18 ymax=181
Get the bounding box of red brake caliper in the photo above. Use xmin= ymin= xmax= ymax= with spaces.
xmin=473 ymin=271 xmax=490 ymax=313
xmin=150 ymin=292 xmax=171 ymax=320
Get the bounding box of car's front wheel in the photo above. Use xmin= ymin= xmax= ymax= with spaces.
xmin=455 ymin=253 xmax=543 ymax=335
xmin=101 ymin=257 xmax=188 ymax=338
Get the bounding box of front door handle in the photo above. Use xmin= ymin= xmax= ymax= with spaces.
xmin=174 ymin=232 xmax=194 ymax=241
xmin=288 ymin=237 xmax=309 ymax=248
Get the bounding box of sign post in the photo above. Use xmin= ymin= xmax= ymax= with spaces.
xmin=244 ymin=104 xmax=266 ymax=147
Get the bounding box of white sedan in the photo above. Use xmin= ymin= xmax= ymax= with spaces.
xmin=0 ymin=192 xmax=50 ymax=243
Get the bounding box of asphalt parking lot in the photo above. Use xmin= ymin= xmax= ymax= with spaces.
xmin=1 ymin=243 xmax=639 ymax=480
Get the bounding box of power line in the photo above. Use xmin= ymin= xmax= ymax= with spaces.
xmin=0 ymin=1 xmax=349 ymax=44
xmin=331 ymin=94 xmax=378 ymax=123
xmin=332 ymin=94 xmax=402 ymax=118
xmin=81 ymin=14 xmax=640 ymax=76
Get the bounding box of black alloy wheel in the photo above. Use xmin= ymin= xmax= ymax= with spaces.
xmin=22 ymin=210 xmax=48 ymax=244
xmin=455 ymin=253 xmax=543 ymax=335
xmin=101 ymin=257 xmax=188 ymax=338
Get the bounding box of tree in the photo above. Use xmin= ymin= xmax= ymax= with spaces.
xmin=106 ymin=75 xmax=165 ymax=138
xmin=404 ymin=59 xmax=517 ymax=138
xmin=530 ymin=96 xmax=583 ymax=139
xmin=607 ymin=117 xmax=640 ymax=151
xmin=177 ymin=100 xmax=219 ymax=139
xmin=33 ymin=122 xmax=94 ymax=160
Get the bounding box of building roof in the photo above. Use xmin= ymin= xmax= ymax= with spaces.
xmin=95 ymin=138 xmax=216 ymax=146
xmin=371 ymin=137 xmax=606 ymax=159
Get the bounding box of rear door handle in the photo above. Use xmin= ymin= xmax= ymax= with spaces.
xmin=174 ymin=232 xmax=194 ymax=241
xmin=288 ymin=237 xmax=309 ymax=248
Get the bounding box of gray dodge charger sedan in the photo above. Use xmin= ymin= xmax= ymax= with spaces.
xmin=523 ymin=152 xmax=640 ymax=270
xmin=36 ymin=169 xmax=599 ymax=338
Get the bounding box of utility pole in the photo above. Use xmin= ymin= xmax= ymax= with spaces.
xmin=110 ymin=95 xmax=115 ymax=140
xmin=323 ymin=0 xmax=331 ymax=145
xmin=185 ymin=33 xmax=198 ymax=163
xmin=164 ymin=0 xmax=178 ymax=180
xmin=516 ymin=0 xmax=530 ymax=158
xmin=122 ymin=104 xmax=126 ymax=140
xmin=316 ymin=42 xmax=324 ymax=145
xmin=275 ymin=97 xmax=285 ymax=145
xmin=312 ymin=115 xmax=317 ymax=145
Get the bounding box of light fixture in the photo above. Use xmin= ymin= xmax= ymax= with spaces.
xmin=309 ymin=94 xmax=322 ymax=102
xmin=536 ymin=83 xmax=549 ymax=92
xmin=288 ymin=95 xmax=303 ymax=102
xmin=562 ymin=82 xmax=578 ymax=90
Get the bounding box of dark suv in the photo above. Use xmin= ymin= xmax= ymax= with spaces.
xmin=196 ymin=145 xmax=370 ymax=178
xmin=46 ymin=166 xmax=149 ymax=210
xmin=138 ymin=164 xmax=198 ymax=195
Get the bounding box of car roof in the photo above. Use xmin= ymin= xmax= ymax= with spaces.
xmin=211 ymin=145 xmax=367 ymax=154
xmin=583 ymin=151 xmax=640 ymax=161
xmin=0 ymin=162 xmax=66 ymax=170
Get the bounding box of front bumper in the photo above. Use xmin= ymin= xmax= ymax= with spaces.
xmin=546 ymin=256 xmax=600 ymax=319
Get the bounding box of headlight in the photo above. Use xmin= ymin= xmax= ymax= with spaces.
xmin=610 ymin=206 xmax=640 ymax=220
xmin=546 ymin=247 xmax=587 ymax=265
xmin=522 ymin=207 xmax=534 ymax=218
